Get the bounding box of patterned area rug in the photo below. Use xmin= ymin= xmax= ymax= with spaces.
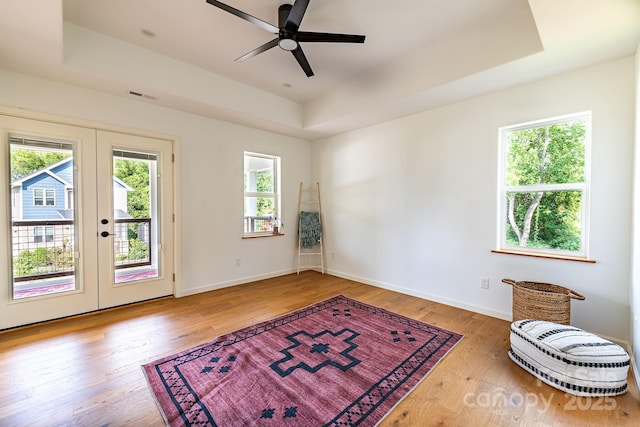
xmin=143 ymin=295 xmax=463 ymax=426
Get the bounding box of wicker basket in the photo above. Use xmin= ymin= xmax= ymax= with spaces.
xmin=502 ymin=278 xmax=585 ymax=325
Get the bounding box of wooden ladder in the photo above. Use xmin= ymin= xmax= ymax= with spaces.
xmin=297 ymin=182 xmax=325 ymax=274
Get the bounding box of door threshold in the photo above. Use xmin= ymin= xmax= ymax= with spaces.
xmin=0 ymin=294 xmax=174 ymax=334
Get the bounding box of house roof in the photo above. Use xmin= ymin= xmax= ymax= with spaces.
xmin=11 ymin=157 xmax=74 ymax=188
xmin=57 ymin=208 xmax=132 ymax=219
xmin=113 ymin=176 xmax=134 ymax=191
xmin=11 ymin=156 xmax=135 ymax=191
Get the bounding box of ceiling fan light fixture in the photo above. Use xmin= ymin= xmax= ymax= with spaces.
xmin=278 ymin=38 xmax=298 ymax=51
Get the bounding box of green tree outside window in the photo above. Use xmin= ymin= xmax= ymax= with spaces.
xmin=502 ymin=114 xmax=589 ymax=253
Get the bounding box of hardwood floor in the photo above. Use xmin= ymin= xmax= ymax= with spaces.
xmin=1 ymin=271 xmax=638 ymax=426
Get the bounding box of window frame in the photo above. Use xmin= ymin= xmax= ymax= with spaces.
xmin=243 ymin=152 xmax=281 ymax=236
xmin=497 ymin=112 xmax=592 ymax=258
xmin=33 ymin=188 xmax=55 ymax=206
xmin=33 ymin=225 xmax=54 ymax=243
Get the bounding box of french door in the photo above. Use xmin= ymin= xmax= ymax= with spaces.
xmin=0 ymin=115 xmax=174 ymax=329
xmin=96 ymin=130 xmax=174 ymax=308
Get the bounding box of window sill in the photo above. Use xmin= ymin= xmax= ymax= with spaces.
xmin=491 ymin=249 xmax=596 ymax=263
xmin=242 ymin=232 xmax=285 ymax=239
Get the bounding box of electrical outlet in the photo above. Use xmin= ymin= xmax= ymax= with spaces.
xmin=480 ymin=277 xmax=490 ymax=289
xmin=235 ymin=258 xmax=240 ymax=267
xmin=331 ymin=252 xmax=336 ymax=260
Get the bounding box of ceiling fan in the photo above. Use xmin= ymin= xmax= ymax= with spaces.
xmin=205 ymin=0 xmax=366 ymax=77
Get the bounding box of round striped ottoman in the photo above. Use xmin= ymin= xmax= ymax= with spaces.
xmin=509 ymin=319 xmax=630 ymax=396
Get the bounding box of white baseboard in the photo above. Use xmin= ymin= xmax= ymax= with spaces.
xmin=181 ymin=267 xmax=640 ymax=391
xmin=631 ymin=349 xmax=640 ymax=391
xmin=177 ymin=267 xmax=510 ymax=321
xmin=326 ymin=269 xmax=512 ymax=322
xmin=175 ymin=268 xmax=296 ymax=297
xmin=176 ymin=268 xmax=634 ymax=359
xmin=328 ymin=270 xmax=637 ymax=353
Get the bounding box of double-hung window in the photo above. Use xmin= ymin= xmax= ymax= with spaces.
xmin=34 ymin=226 xmax=54 ymax=243
xmin=498 ymin=112 xmax=591 ymax=258
xmin=243 ymin=152 xmax=280 ymax=236
xmin=34 ymin=188 xmax=55 ymax=206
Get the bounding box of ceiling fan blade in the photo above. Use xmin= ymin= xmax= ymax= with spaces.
xmin=285 ymin=0 xmax=310 ymax=31
xmin=291 ymin=47 xmax=314 ymax=77
xmin=235 ymin=38 xmax=279 ymax=62
xmin=297 ymin=32 xmax=366 ymax=44
xmin=206 ymin=0 xmax=278 ymax=33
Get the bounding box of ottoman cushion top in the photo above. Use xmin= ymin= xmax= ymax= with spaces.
xmin=509 ymin=319 xmax=630 ymax=396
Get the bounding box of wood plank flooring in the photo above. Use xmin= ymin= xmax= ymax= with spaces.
xmin=0 ymin=271 xmax=638 ymax=426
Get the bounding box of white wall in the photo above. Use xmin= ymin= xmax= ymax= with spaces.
xmin=312 ymin=56 xmax=636 ymax=342
xmin=0 ymin=56 xmax=635 ymax=343
xmin=631 ymin=43 xmax=640 ymax=383
xmin=0 ymin=68 xmax=312 ymax=296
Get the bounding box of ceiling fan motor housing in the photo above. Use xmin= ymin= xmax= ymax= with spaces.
xmin=278 ymin=4 xmax=298 ymax=50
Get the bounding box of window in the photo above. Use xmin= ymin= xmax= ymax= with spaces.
xmin=34 ymin=226 xmax=54 ymax=243
xmin=34 ymin=188 xmax=55 ymax=206
xmin=244 ymin=152 xmax=280 ymax=235
xmin=498 ymin=112 xmax=591 ymax=258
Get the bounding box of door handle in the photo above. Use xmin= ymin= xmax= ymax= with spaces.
xmin=100 ymin=231 xmax=115 ymax=237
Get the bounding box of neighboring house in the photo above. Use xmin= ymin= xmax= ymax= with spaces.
xmin=10 ymin=158 xmax=132 ymax=254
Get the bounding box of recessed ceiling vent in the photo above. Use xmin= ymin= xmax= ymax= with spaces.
xmin=128 ymin=90 xmax=158 ymax=101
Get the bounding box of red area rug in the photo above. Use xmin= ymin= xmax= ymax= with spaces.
xmin=143 ymin=295 xmax=463 ymax=426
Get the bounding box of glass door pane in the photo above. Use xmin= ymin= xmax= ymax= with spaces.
xmin=9 ymin=135 xmax=78 ymax=299
xmin=112 ymin=150 xmax=159 ymax=284
xmin=96 ymin=130 xmax=173 ymax=309
xmin=1 ymin=115 xmax=99 ymax=330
